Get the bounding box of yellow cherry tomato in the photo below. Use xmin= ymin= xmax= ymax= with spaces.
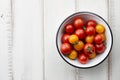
xmin=100 ymin=33 xmax=106 ymax=42
xmin=89 ymin=52 xmax=96 ymax=59
xmin=85 ymin=35 xmax=94 ymax=43
xmin=95 ymin=24 xmax=105 ymax=33
xmin=68 ymin=50 xmax=78 ymax=60
xmin=73 ymin=41 xmax=84 ymax=51
xmin=69 ymin=34 xmax=79 ymax=44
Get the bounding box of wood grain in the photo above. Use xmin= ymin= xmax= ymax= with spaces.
xmin=44 ymin=0 xmax=76 ymax=80
xmin=109 ymin=0 xmax=120 ymax=80
xmin=31 ymin=0 xmax=44 ymax=80
xmin=0 ymin=0 xmax=12 ymax=80
xmin=10 ymin=0 xmax=120 ymax=80
xmin=13 ymin=0 xmax=33 ymax=79
xmin=75 ymin=0 xmax=108 ymax=80
xmin=13 ymin=0 xmax=44 ymax=80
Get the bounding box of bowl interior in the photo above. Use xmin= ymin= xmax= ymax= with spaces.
xmin=56 ymin=12 xmax=113 ymax=68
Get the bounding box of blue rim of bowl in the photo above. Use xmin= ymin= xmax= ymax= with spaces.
xmin=56 ymin=11 xmax=113 ymax=69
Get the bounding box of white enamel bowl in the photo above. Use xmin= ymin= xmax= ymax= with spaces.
xmin=56 ymin=12 xmax=113 ymax=69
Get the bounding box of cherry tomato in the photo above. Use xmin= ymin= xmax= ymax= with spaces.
xmin=60 ymin=17 xmax=107 ymax=64
xmin=75 ymin=29 xmax=85 ymax=39
xmin=94 ymin=34 xmax=102 ymax=44
xmin=84 ymin=43 xmax=95 ymax=56
xmin=61 ymin=34 xmax=70 ymax=43
xmin=69 ymin=34 xmax=79 ymax=44
xmin=73 ymin=41 xmax=84 ymax=51
xmin=100 ymin=33 xmax=106 ymax=42
xmin=95 ymin=24 xmax=105 ymax=33
xmin=89 ymin=52 xmax=96 ymax=59
xmin=78 ymin=53 xmax=88 ymax=64
xmin=86 ymin=26 xmax=95 ymax=35
xmin=65 ymin=24 xmax=74 ymax=34
xmin=73 ymin=18 xmax=84 ymax=29
xmin=60 ymin=43 xmax=72 ymax=55
xmin=86 ymin=20 xmax=97 ymax=27
xmin=85 ymin=35 xmax=94 ymax=43
xmin=68 ymin=50 xmax=78 ymax=60
xmin=95 ymin=43 xmax=106 ymax=54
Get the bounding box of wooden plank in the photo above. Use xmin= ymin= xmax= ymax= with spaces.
xmin=76 ymin=0 xmax=108 ymax=21
xmin=13 ymin=0 xmax=44 ymax=80
xmin=44 ymin=0 xmax=76 ymax=80
xmin=0 ymin=0 xmax=12 ymax=80
xmin=109 ymin=0 xmax=120 ymax=80
xmin=31 ymin=0 xmax=44 ymax=80
xmin=13 ymin=0 xmax=32 ymax=79
xmin=75 ymin=0 xmax=109 ymax=80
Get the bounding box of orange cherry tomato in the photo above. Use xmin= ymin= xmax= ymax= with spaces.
xmin=89 ymin=52 xmax=96 ymax=59
xmin=73 ymin=41 xmax=84 ymax=51
xmin=95 ymin=24 xmax=105 ymax=33
xmin=68 ymin=50 xmax=78 ymax=60
xmin=69 ymin=34 xmax=79 ymax=44
xmin=85 ymin=35 xmax=94 ymax=43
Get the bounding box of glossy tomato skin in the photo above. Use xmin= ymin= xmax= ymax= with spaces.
xmin=60 ymin=43 xmax=72 ymax=55
xmin=95 ymin=24 xmax=105 ymax=34
xmin=86 ymin=26 xmax=95 ymax=35
xmin=100 ymin=34 xmax=106 ymax=42
xmin=89 ymin=52 xmax=96 ymax=59
xmin=86 ymin=20 xmax=97 ymax=27
xmin=68 ymin=34 xmax=79 ymax=44
xmin=78 ymin=53 xmax=88 ymax=64
xmin=74 ymin=18 xmax=84 ymax=29
xmin=73 ymin=41 xmax=84 ymax=51
xmin=84 ymin=43 xmax=95 ymax=56
xmin=85 ymin=35 xmax=94 ymax=43
xmin=61 ymin=34 xmax=70 ymax=43
xmin=59 ymin=17 xmax=107 ymax=64
xmin=94 ymin=34 xmax=102 ymax=44
xmin=75 ymin=29 xmax=85 ymax=39
xmin=68 ymin=50 xmax=78 ymax=60
xmin=95 ymin=43 xmax=106 ymax=54
xmin=65 ymin=24 xmax=74 ymax=34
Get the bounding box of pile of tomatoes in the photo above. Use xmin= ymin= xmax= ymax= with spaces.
xmin=60 ymin=17 xmax=106 ymax=64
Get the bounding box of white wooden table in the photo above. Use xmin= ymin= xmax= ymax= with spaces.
xmin=0 ymin=0 xmax=119 ymax=80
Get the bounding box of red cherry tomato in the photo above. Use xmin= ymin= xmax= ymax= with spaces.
xmin=84 ymin=43 xmax=95 ymax=56
xmin=78 ymin=53 xmax=88 ymax=64
xmin=86 ymin=26 xmax=95 ymax=35
xmin=94 ymin=34 xmax=102 ymax=44
xmin=75 ymin=29 xmax=85 ymax=39
xmin=60 ymin=17 xmax=107 ymax=64
xmin=95 ymin=43 xmax=106 ymax=54
xmin=60 ymin=43 xmax=72 ymax=55
xmin=65 ymin=24 xmax=74 ymax=34
xmin=86 ymin=20 xmax=97 ymax=27
xmin=73 ymin=18 xmax=84 ymax=29
xmin=61 ymin=34 xmax=70 ymax=43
